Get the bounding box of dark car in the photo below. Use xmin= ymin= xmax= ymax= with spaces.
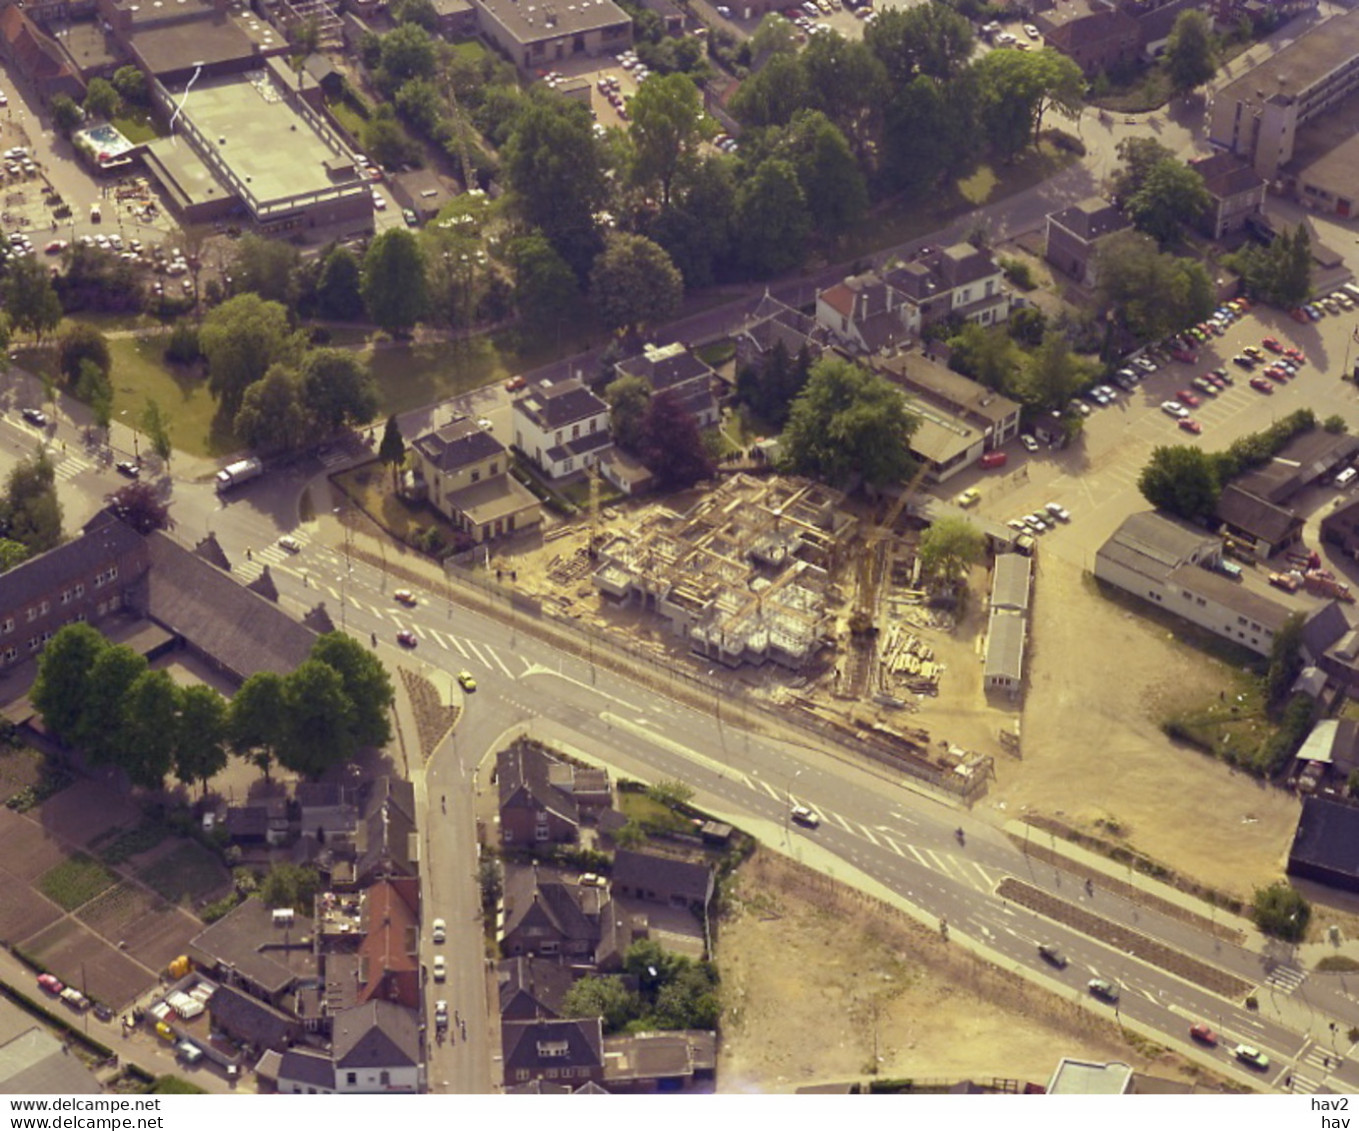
xmin=1038 ymin=943 xmax=1068 ymax=968
xmin=1087 ymin=978 xmax=1120 ymax=1002
xmin=115 ymin=460 xmax=139 ymax=478
xmin=1232 ymin=355 xmax=1255 ymax=370
xmin=21 ymin=407 xmax=49 ymax=426
xmin=397 ymin=630 xmax=417 ymax=648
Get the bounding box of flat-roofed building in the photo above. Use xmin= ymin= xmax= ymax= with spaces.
xmin=474 ymin=0 xmax=632 ymax=72
xmin=1044 ymin=198 xmax=1132 ymax=285
xmin=1207 ymin=7 xmax=1359 ymax=179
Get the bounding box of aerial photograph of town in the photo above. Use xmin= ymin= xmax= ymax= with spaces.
xmin=2 ymin=0 xmax=1359 ymax=1110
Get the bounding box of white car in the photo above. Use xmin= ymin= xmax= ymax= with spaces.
xmin=432 ymin=917 xmax=446 ymax=944
xmin=1020 ymin=434 xmax=1039 ymax=452
xmin=1161 ymin=400 xmax=1189 ymax=419
xmin=433 ymin=955 xmax=446 ymax=982
xmin=1023 ymin=513 xmax=1048 ymax=532
xmin=278 ymin=535 xmax=301 ymax=553
xmin=1045 ymin=502 xmax=1071 ymax=523
xmin=1133 ymin=356 xmax=1158 ymax=374
xmin=434 ymin=1000 xmax=448 ymax=1028
xmin=790 ymin=804 xmax=820 ymax=828
xmin=1024 ymin=23 xmax=1039 ymax=37
xmin=372 ymin=190 xmax=387 ymax=211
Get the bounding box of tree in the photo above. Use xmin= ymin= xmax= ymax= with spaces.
xmin=3 ymin=257 xmax=63 ymax=343
xmin=918 ymin=516 xmax=986 ymax=582
xmin=866 ymin=3 xmax=975 ymax=83
xmin=1324 ymin=414 xmax=1348 ymax=435
xmin=299 ymin=349 xmax=379 ymax=435
xmin=1008 ymin=306 xmax=1048 ymax=348
xmin=234 ymin=364 xmax=310 ymax=454
xmin=1126 ymin=159 xmax=1211 ymax=246
xmin=140 ymin=398 xmax=173 ymax=463
xmin=1095 ymin=230 xmax=1216 ymax=345
xmin=589 ymin=233 xmax=683 ymax=335
xmin=83 ymin=77 xmax=121 ymax=121
xmin=647 ymin=779 xmax=695 ymax=808
xmin=774 ymin=110 xmax=867 ymax=238
xmin=58 ymin=324 xmax=111 ymax=388
xmin=729 ymin=51 xmax=808 ymax=130
xmin=361 ymin=229 xmax=428 ymax=335
xmin=394 ymin=77 xmax=444 ymax=137
xmin=0 ymin=538 xmax=29 ymax=573
xmin=112 ymin=66 xmax=147 ymax=105
xmin=105 ymin=481 xmax=173 ymax=534
xmin=1024 ymin=333 xmax=1086 ymax=410
xmin=199 ymin=294 xmax=299 ymax=418
xmin=639 ymin=391 xmax=714 ymax=490
xmin=2 ymin=450 xmax=63 ymax=554
xmin=881 ymin=73 xmax=978 ymax=195
xmin=1111 ymin=137 xmax=1178 ymax=201
xmin=736 ymin=340 xmax=813 ymax=427
xmin=734 ymin=158 xmax=811 ymax=276
xmin=647 ymin=154 xmax=736 ymax=289
xmin=779 ymin=357 xmax=918 ymax=489
xmin=800 ymin=32 xmax=888 ymax=162
xmin=231 ymin=235 xmax=301 ymax=308
xmin=1137 ymin=445 xmax=1220 ymax=521
xmin=228 ymin=671 xmax=288 ymax=780
xmin=377 ymin=21 xmax=438 ymax=90
xmin=315 ymin=245 xmax=365 ymax=321
xmin=947 ymin=322 xmax=1022 ymax=394
xmin=1252 ymin=881 xmax=1310 ymax=942
xmin=478 ymin=856 xmax=503 ymax=911
xmin=76 ymin=359 xmax=113 ymax=434
xmin=1165 ymin=10 xmax=1218 ymax=95
xmin=604 ymin=374 xmax=651 ymax=455
xmin=378 ymin=414 xmax=407 ymax=490
xmin=629 ymin=72 xmax=704 ymax=208
xmin=32 ymin=623 xmax=109 ymax=744
xmin=1227 ymin=225 xmax=1312 ymax=308
xmin=310 ymin=632 xmax=394 ymax=749
xmin=120 ymin=668 xmax=180 ymax=789
xmin=561 ymin=976 xmax=641 ymax=1033
xmin=507 ymin=231 xmax=579 ymax=326
xmin=174 ymin=684 xmax=228 ymax=793
xmin=360 ymin=105 xmax=421 ymax=169
xmin=73 ymin=644 xmax=146 ymax=764
xmin=259 ymin=863 xmax=321 ymax=912
xmin=974 ymin=48 xmax=1084 ymax=158
xmin=1266 ymin=612 xmax=1306 ymax=707
xmin=748 ymin=13 xmax=801 ymax=60
xmin=278 ymin=659 xmax=356 ymax=779
xmin=502 ymin=100 xmax=607 ymax=277
xmin=51 ymin=95 xmax=82 ymax=135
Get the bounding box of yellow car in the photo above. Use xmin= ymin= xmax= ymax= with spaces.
xmin=457 ymin=670 xmax=476 ymax=692
xmin=955 ymin=487 xmax=981 ymax=509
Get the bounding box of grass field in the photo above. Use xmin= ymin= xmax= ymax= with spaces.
xmin=136 ymin=841 xmax=228 ymax=906
xmin=107 ymin=335 xmax=236 ymax=459
xmin=111 ymin=111 xmax=162 ymax=145
xmin=37 ymin=853 xmax=119 ymax=911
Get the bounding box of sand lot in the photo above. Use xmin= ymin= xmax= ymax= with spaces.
xmin=718 ymin=850 xmax=1207 ymax=1091
xmin=993 ymin=554 xmax=1300 ymax=898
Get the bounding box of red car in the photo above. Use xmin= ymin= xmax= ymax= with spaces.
xmin=1204 ymin=371 xmax=1227 ymax=390
xmin=1190 ymin=1022 xmax=1218 ymax=1046
xmin=1171 ymin=348 xmax=1198 ymax=364
xmin=979 ymin=451 xmax=1009 ymax=469
xmin=503 ymin=375 xmax=526 ymax=392
xmin=1291 ymin=308 xmax=1310 ymax=323
xmin=1178 ymin=418 xmax=1202 ymax=434
xmin=37 ymin=974 xmax=63 ymax=995
xmin=396 ymin=630 xmax=417 ymax=648
xmin=1285 ymin=348 xmax=1306 ymax=364
xmin=1266 ymin=366 xmax=1288 ymax=383
xmin=1262 ymin=337 xmax=1283 ymax=353
xmin=1250 ymin=376 xmax=1274 ymax=394
xmin=1175 ymin=390 xmax=1201 ymax=408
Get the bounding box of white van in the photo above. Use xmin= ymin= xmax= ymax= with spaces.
xmin=1335 ymin=467 xmax=1357 ymax=489
xmin=1344 ymin=283 xmax=1359 ymax=304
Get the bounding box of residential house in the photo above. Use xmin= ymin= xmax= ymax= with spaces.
xmin=597 ymin=449 xmax=655 ymax=498
xmin=1032 ymin=0 xmax=1139 ymax=76
xmin=225 ymin=800 xmax=289 ymax=847
xmin=1215 ymin=483 xmax=1305 ymax=560
xmin=277 ymin=1048 xmax=337 ymax=1094
xmin=512 ymin=378 xmax=614 ymax=480
xmin=411 ymin=415 xmax=542 ymax=544
xmin=429 ymin=0 xmax=478 ymax=38
xmin=1094 ymin=511 xmax=1294 ymax=656
xmin=615 ymin=342 xmax=721 ymax=429
xmin=502 ymin=1017 xmax=605 ymax=1088
xmin=0 ymin=510 xmax=149 ymax=674
xmin=1302 ymin=601 xmax=1359 ymax=695
xmin=611 ymin=849 xmax=714 ymax=913
xmin=208 ymin=984 xmax=304 ymax=1053
xmin=1188 ymin=153 xmax=1267 ymax=239
xmin=498 ymin=956 xmax=579 ymax=1021
xmin=355 ymin=877 xmax=421 ymax=1010
xmin=472 ymin=0 xmax=632 ymax=72
xmin=733 ymin=292 xmax=828 ymax=372
xmin=188 ymin=898 xmax=316 ymax=1008
xmin=355 ymin=776 xmax=419 ymax=885
xmin=331 ymin=1000 xmax=421 ymax=1093
xmin=0 ymin=5 xmax=86 ymax=103
xmin=1044 ymin=198 xmax=1133 ymax=286
xmin=497 ymin=741 xmax=581 ymax=847
xmin=500 ymin=866 xmax=603 ymax=960
xmin=296 ymin=782 xmax=357 ymax=841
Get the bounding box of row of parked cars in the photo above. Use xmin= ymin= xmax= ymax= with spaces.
xmin=1007 ymin=501 xmax=1070 ymax=537
xmin=1291 ymin=284 xmax=1359 ymax=323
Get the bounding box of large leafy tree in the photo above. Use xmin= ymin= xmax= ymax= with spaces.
xmin=881 ymin=73 xmax=977 ymax=195
xmin=120 ymin=669 xmax=180 ymax=789
xmin=865 ymin=3 xmax=975 ymax=83
xmin=299 ymin=349 xmax=379 ymax=435
xmin=729 ymin=52 xmax=808 ymax=130
xmin=75 ymin=645 xmax=147 ymax=767
xmin=639 ymin=391 xmax=714 ymax=490
xmin=918 ymin=516 xmax=986 ymax=582
xmin=2 ymin=451 xmax=63 ymax=554
xmin=361 ymin=228 xmax=428 ymax=335
xmin=1095 ymin=230 xmax=1215 ymax=345
xmin=231 ymin=234 xmax=302 ymax=308
xmin=605 ymin=374 xmax=652 ymax=454
xmin=647 ymin=154 xmax=736 ymax=289
xmin=174 ymin=684 xmax=229 ymax=793
xmin=561 ymin=976 xmax=642 ymax=1033
xmin=83 ymin=77 xmax=120 ymax=121
xmin=104 ymin=481 xmax=173 ymax=534
xmin=376 ymin=21 xmax=438 ymax=91
xmin=1252 ymin=881 xmax=1310 ymax=942
xmin=974 ymin=48 xmax=1084 ymax=158
xmin=112 ymin=66 xmax=146 ymax=104
xmin=1227 ymin=224 xmax=1311 ymax=308
xmin=234 ymin=363 xmax=311 ymax=454
xmin=278 ymin=660 xmax=357 ymax=779
xmin=736 ymin=340 xmax=813 ymax=427
xmin=801 ymin=32 xmax=887 ymax=163
xmin=228 ymin=671 xmax=288 ymax=780
xmin=3 ymin=257 xmax=63 ymax=343
xmin=1166 ymin=10 xmax=1218 ymax=95
xmin=1126 ymin=158 xmax=1211 ymax=246
xmin=32 ymin=623 xmax=108 ymax=744
xmin=1138 ymin=444 xmax=1221 ymax=521
xmin=735 ymin=158 xmax=811 ymax=277
xmin=315 ymin=245 xmax=365 ymax=321
xmin=773 ymin=111 xmax=867 ymax=239
xmin=589 ymin=233 xmax=683 ymax=335
xmin=310 ymin=632 xmax=394 ymax=749
xmin=779 ymin=357 xmax=918 ymax=489
xmin=57 ymin=324 xmax=111 ymax=389
xmin=502 ymin=99 xmax=607 ymax=277
xmin=1111 ymin=137 xmax=1177 ymax=200
xmin=200 ymin=293 xmax=299 ymax=418
xmin=1024 ymin=333 xmax=1087 ymax=411
xmin=629 ymin=72 xmax=705 ymax=208
xmin=508 ymin=231 xmax=580 ymax=326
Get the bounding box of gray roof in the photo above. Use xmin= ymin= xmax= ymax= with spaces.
xmin=1216 ymin=484 xmax=1302 ymax=545
xmin=0 ymin=510 xmax=147 ymax=616
xmin=617 ymin=345 xmax=713 ymax=396
xmin=990 ymin=553 xmax=1032 ymax=612
xmin=209 ymin=984 xmax=299 ymax=1051
xmin=1048 ymin=1058 xmax=1133 ymax=1095
xmin=935 ymin=242 xmax=1000 ymax=288
xmin=0 ymin=1027 xmax=102 ymax=1094
xmin=983 ymin=607 xmax=1026 ymax=684
xmin=332 ymin=1000 xmax=420 ymax=1069
xmin=502 ymin=1017 xmax=604 ymax=1074
xmin=136 ymin=531 xmax=316 ymax=681
xmin=477 ymin=0 xmax=630 ymax=45
xmin=612 ymin=849 xmax=712 ymax=903
xmin=1216 ymin=8 xmax=1359 ymax=110
xmin=498 ymin=743 xmax=579 ymax=827
xmin=1047 ymin=198 xmax=1131 ymax=242
xmin=1165 ymin=564 xmax=1293 ymax=633
xmin=189 ymin=898 xmax=315 ymax=997
xmin=517 ymin=379 xmax=609 ymax=430
xmin=498 ymin=956 xmax=577 ymax=1021
xmin=413 ymin=416 xmax=505 ymax=473
xmin=356 ymin=776 xmax=418 ymax=881
xmin=1289 ymin=794 xmax=1359 ymax=880
xmin=1188 ymin=153 xmax=1265 ymax=199
xmin=278 ymin=1047 xmax=334 ymax=1090
xmin=1096 ymin=511 xmax=1219 ymax=583
xmin=503 ymin=868 xmax=601 ymax=945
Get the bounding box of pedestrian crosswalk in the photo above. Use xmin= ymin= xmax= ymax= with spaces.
xmin=52 ymin=451 xmax=92 ymax=482
xmin=318 ymin=446 xmax=354 ymax=470
xmin=1265 ymin=962 xmax=1307 ymax=995
xmin=234 ymin=533 xmax=310 ymax=582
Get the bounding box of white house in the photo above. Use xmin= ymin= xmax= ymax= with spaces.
xmin=276 ymin=1001 xmax=421 ymax=1094
xmin=512 ymin=377 xmax=614 ymax=480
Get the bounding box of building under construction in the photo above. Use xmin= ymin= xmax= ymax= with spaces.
xmin=592 ymin=475 xmax=856 ymax=669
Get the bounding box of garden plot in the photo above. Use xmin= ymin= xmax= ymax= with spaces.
xmin=22 ymin=916 xmax=155 ymax=1010
xmin=136 ymin=840 xmax=230 ymax=908
xmin=36 ymin=778 xmax=140 ymax=847
xmin=78 ymin=881 xmax=202 ymax=972
xmin=0 ymin=807 xmax=69 ymax=881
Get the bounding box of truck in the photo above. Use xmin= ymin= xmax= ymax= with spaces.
xmin=215 ymin=457 xmax=263 ymax=492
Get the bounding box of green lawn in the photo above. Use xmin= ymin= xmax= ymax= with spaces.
xmin=37 ymin=853 xmax=118 ymax=911
xmin=111 ymin=111 xmax=162 ymax=145
xmin=107 ymin=335 xmax=236 ymax=459
xmin=136 ymin=841 xmax=228 ymax=906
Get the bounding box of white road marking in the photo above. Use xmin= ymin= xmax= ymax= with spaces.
xmin=486 ymin=647 xmax=516 ymax=679
xmin=905 ymin=844 xmax=929 ymax=867
xmin=465 ymin=640 xmax=490 ymax=666
xmin=882 ymin=835 xmax=905 ymax=856
xmin=858 ymin=824 xmax=881 ymax=847
xmin=449 ymin=636 xmax=469 ymax=658
xmin=828 ymin=810 xmax=854 ymax=832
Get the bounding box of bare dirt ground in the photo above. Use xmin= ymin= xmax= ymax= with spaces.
xmin=996 ymin=554 xmax=1300 ymax=898
xmin=718 ymin=851 xmax=1208 ymax=1092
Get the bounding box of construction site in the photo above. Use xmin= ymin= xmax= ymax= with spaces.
xmin=490 ymin=473 xmax=1001 ymax=798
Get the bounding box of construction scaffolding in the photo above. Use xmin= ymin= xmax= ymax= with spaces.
xmin=593 ymin=475 xmax=857 ymax=669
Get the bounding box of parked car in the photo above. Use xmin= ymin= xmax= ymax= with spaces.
xmin=1019 ymin=434 xmax=1039 ymax=452
xmin=1211 ymin=367 xmax=1233 ymax=386
xmin=1178 ymin=418 xmax=1202 ymax=435
xmin=1044 ymin=502 xmax=1071 ymax=522
xmin=432 ymin=917 xmax=446 ymax=944
xmin=955 ymin=487 xmax=981 ymax=508
xmin=37 ymin=974 xmax=63 ymax=995
xmin=433 ymin=955 xmax=447 ymax=981
xmin=1261 ymin=336 xmax=1283 ymax=353
xmin=1190 ymin=1022 xmax=1218 ymax=1046
xmin=1038 ymin=942 xmax=1067 ymax=968
xmin=434 ymin=1000 xmax=449 ymax=1029
xmin=1175 ymin=389 xmax=1200 ymax=408
xmin=115 ymin=460 xmax=140 ymax=478
xmin=1171 ymin=348 xmax=1198 ymax=364
xmin=1190 ymin=377 xmax=1216 ymax=397
xmin=1023 ymin=514 xmax=1048 ymax=532
xmin=1232 ymin=355 xmax=1256 ymax=369
xmin=979 ymin=451 xmax=1008 ymax=469
xmin=1160 ymin=401 xmax=1189 ymax=419
xmin=1249 ymin=377 xmax=1275 ymax=394
xmin=1243 ymin=345 xmax=1264 ymax=360
xmin=1133 ymin=356 xmax=1157 ymax=374
xmin=21 ymin=407 xmax=48 ymax=426
xmin=1291 ymin=308 xmax=1311 ymax=323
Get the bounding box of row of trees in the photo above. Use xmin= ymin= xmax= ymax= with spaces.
xmin=32 ymin=626 xmax=395 ymax=788
xmin=1226 ymin=224 xmax=1313 ymax=310
xmin=0 ymin=450 xmax=64 ymax=573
